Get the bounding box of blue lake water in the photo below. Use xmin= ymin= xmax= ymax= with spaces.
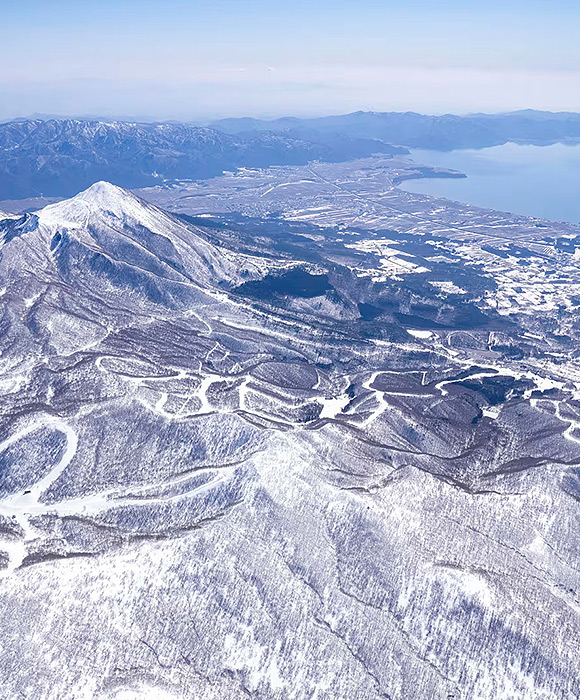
xmin=399 ymin=143 xmax=580 ymax=224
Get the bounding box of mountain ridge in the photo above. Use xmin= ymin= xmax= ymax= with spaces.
xmin=0 ymin=119 xmax=405 ymax=200
xmin=212 ymin=108 xmax=580 ymax=150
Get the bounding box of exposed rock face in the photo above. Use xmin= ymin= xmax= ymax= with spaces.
xmin=0 ymin=183 xmax=579 ymax=700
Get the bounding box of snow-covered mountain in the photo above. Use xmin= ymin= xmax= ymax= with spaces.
xmin=0 ymin=119 xmax=404 ymax=199
xmin=33 ymin=181 xmax=276 ymax=287
xmin=0 ymin=182 xmax=296 ymax=357
xmin=0 ymin=182 xmax=579 ymax=700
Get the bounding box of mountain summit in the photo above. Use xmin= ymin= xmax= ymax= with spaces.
xmin=40 ymin=180 xmax=146 ymax=221
xmin=0 ymin=182 xmax=277 ymax=312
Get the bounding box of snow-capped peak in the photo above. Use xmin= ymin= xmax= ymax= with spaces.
xmin=36 ymin=181 xmax=162 ymax=230
xmin=72 ymin=180 xmax=128 ymax=204
xmin=26 ymin=180 xmax=278 ymax=291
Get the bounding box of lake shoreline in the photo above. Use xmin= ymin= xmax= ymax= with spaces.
xmin=398 ymin=143 xmax=580 ymax=224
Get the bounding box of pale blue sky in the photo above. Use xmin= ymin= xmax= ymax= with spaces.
xmin=3 ymin=0 xmax=580 ymax=120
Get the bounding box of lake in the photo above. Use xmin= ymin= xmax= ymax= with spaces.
xmin=399 ymin=142 xmax=580 ymax=224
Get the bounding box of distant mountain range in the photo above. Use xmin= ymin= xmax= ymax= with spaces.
xmin=212 ymin=109 xmax=580 ymax=150
xmin=0 ymin=119 xmax=405 ymax=199
xmin=3 ymin=110 xmax=580 ymax=202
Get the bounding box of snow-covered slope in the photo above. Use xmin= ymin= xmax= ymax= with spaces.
xmin=35 ymin=181 xmax=274 ymax=288
xmin=0 ymin=180 xmax=579 ymax=700
xmin=0 ymin=182 xmax=279 ymax=324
